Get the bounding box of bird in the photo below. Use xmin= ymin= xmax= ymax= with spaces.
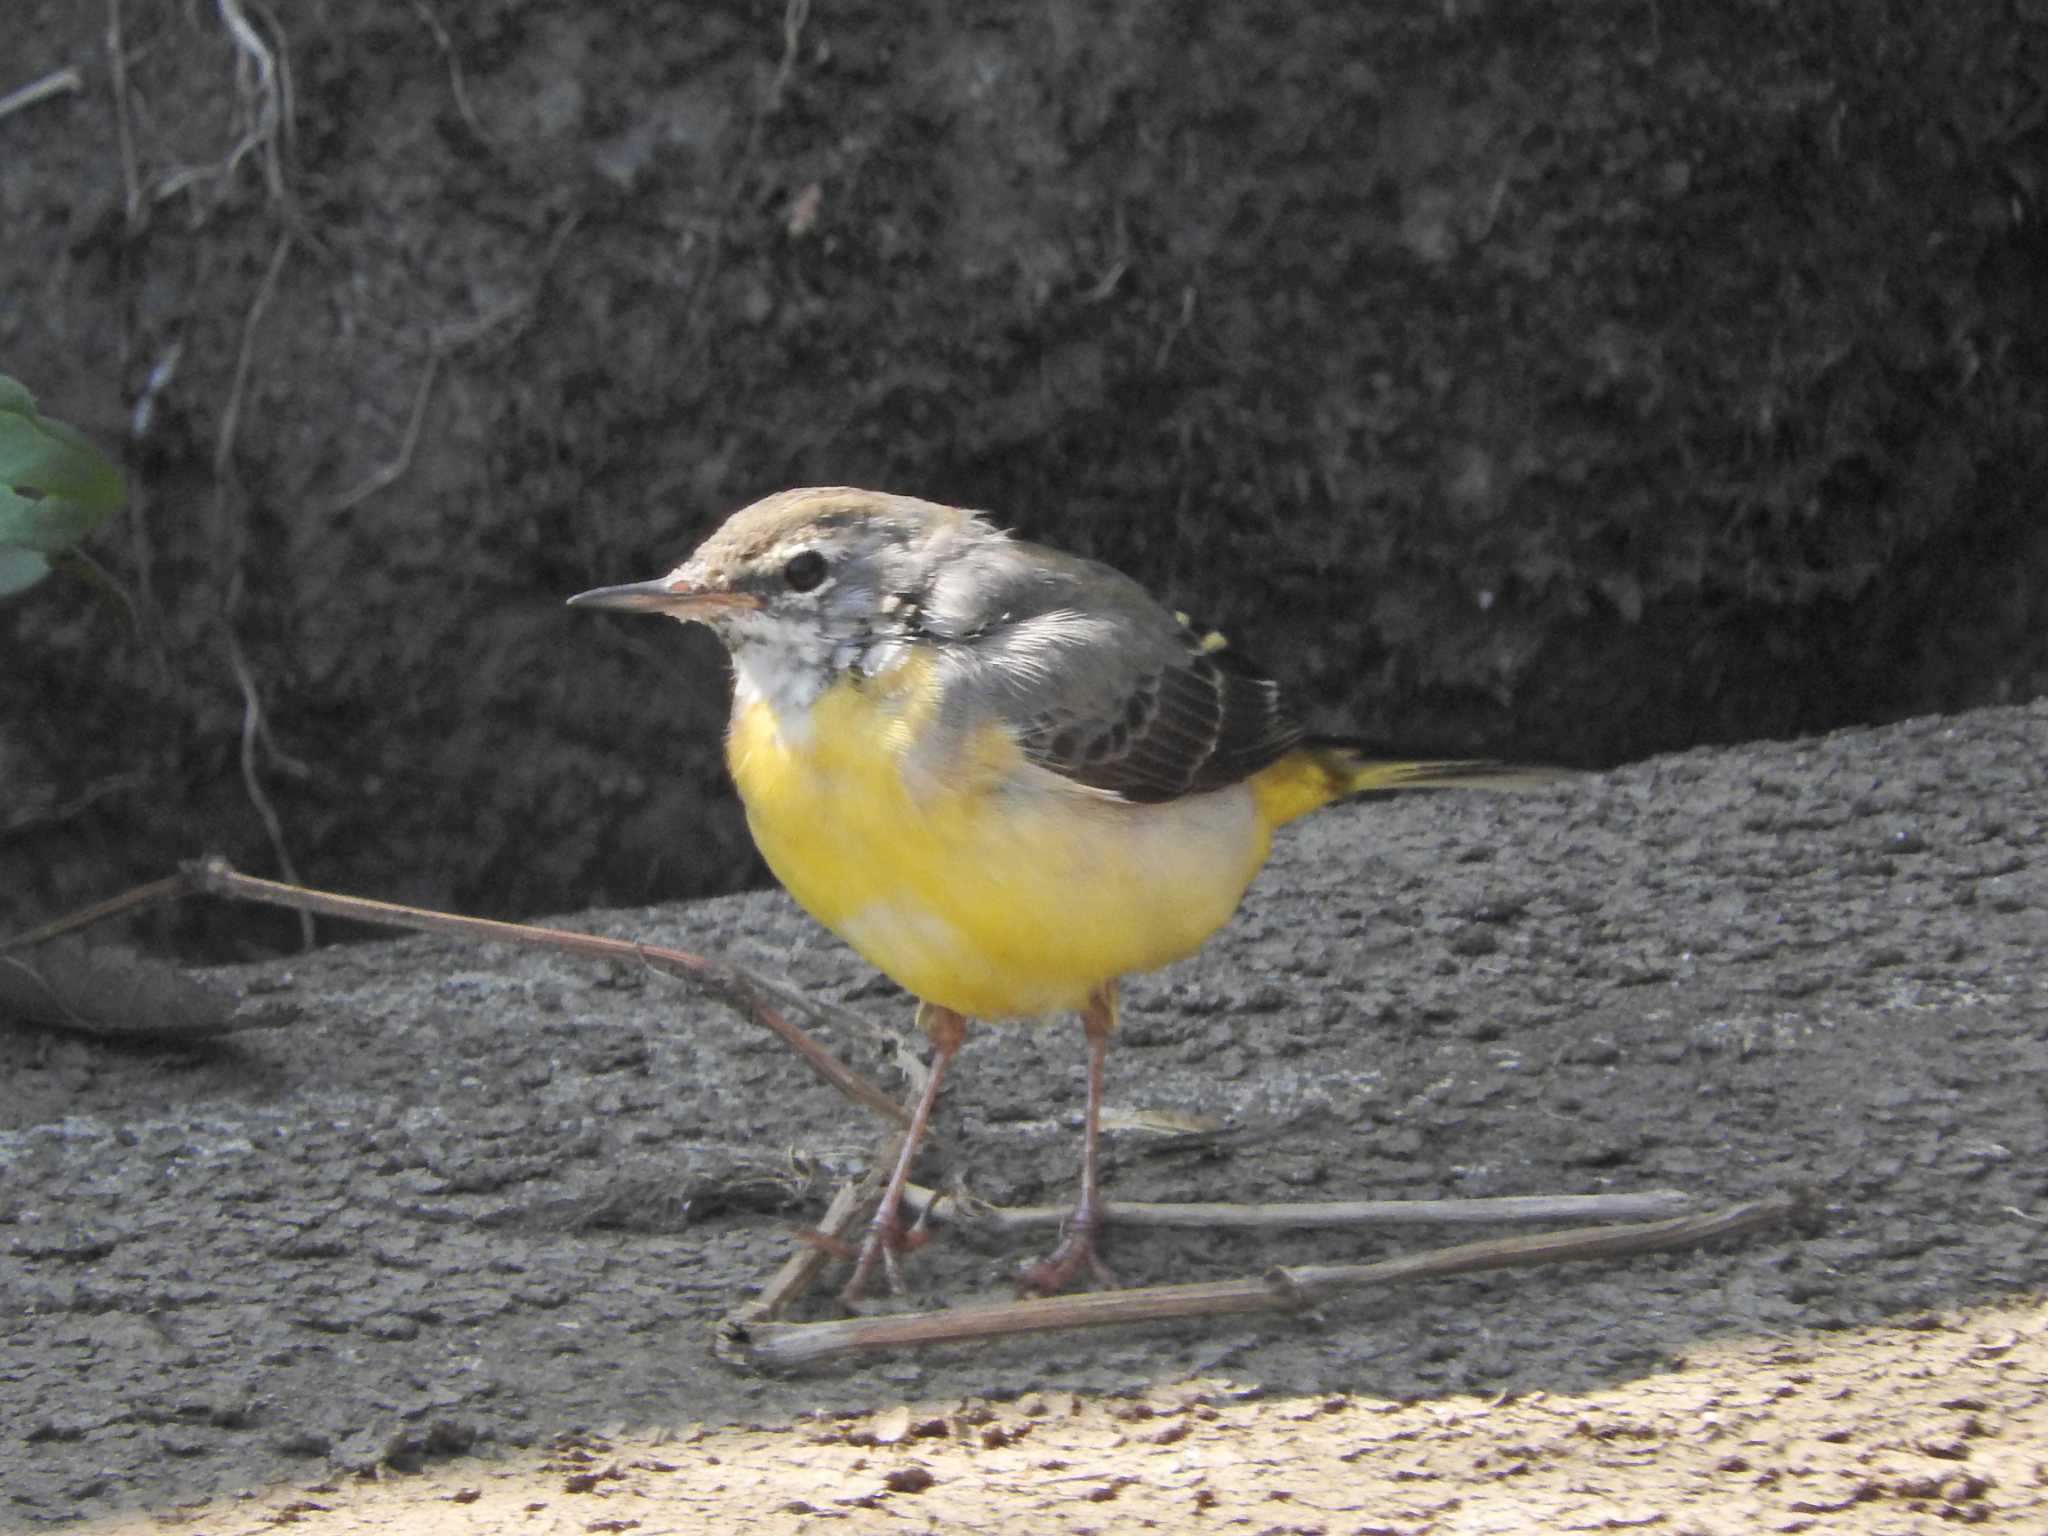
xmin=569 ymin=486 xmax=1559 ymax=1302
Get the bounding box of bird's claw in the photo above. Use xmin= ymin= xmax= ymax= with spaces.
xmin=1014 ymin=1207 xmax=1117 ymax=1296
xmin=840 ymin=1199 xmax=932 ymax=1305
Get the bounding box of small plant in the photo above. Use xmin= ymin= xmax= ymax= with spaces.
xmin=0 ymin=374 xmax=126 ymax=596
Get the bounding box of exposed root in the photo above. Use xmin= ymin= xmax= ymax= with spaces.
xmin=225 ymin=632 xmax=312 ymax=949
xmin=212 ymin=229 xmax=290 ymax=546
xmin=324 ymin=351 xmax=440 ymax=516
xmin=106 ymin=0 xmax=143 ymax=228
xmin=0 ymin=66 xmax=83 ymax=121
xmin=214 ymin=0 xmax=291 ymax=204
xmin=408 ymin=0 xmax=492 ymax=144
xmin=139 ymin=0 xmax=294 ymax=214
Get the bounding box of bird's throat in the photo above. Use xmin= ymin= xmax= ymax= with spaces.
xmin=728 ymin=636 xmax=837 ymax=743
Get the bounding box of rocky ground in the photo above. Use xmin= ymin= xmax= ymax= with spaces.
xmin=4 ymin=701 xmax=2046 ymax=1531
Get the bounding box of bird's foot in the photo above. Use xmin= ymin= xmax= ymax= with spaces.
xmin=840 ymin=1197 xmax=932 ymax=1305
xmin=1014 ymin=1203 xmax=1117 ymax=1296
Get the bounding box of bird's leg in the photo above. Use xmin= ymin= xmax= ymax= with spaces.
xmin=842 ymin=1000 xmax=967 ymax=1304
xmin=1016 ymin=980 xmax=1121 ymax=1296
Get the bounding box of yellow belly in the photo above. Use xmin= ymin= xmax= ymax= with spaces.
xmin=726 ymin=667 xmax=1273 ymax=1019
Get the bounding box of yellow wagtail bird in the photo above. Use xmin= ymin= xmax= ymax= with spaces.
xmin=570 ymin=487 xmax=1559 ymax=1301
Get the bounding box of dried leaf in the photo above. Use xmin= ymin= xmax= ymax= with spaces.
xmin=0 ymin=938 xmax=297 ymax=1039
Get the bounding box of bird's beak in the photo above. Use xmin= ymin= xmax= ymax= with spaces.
xmin=566 ymin=574 xmax=761 ymax=616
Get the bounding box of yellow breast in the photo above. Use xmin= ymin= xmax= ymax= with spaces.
xmin=725 ymin=654 xmax=1273 ymax=1019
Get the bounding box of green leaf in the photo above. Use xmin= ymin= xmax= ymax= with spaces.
xmin=0 ymin=544 xmax=52 ymax=596
xmin=0 ymin=484 xmax=105 ymax=551
xmin=0 ymin=375 xmax=125 ymax=586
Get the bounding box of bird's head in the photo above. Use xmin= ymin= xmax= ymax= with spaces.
xmin=568 ymin=488 xmax=997 ymax=698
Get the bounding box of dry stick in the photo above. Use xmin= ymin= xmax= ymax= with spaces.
xmin=188 ymin=859 xmax=909 ymax=1128
xmin=0 ymin=876 xmax=192 ymax=954
xmin=718 ymin=1187 xmax=1699 ymax=1336
xmin=739 ymin=1184 xmax=1689 ymax=1339
xmin=716 ymin=1160 xmax=894 ymax=1354
xmin=745 ymin=1180 xmax=874 ymax=1324
xmin=730 ymin=1193 xmax=1802 ymax=1370
xmin=6 ymin=859 xmax=908 ymax=1129
xmin=903 ymin=1185 xmax=1697 ymax=1235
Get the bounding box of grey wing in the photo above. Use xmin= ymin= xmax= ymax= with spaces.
xmin=920 ymin=541 xmax=1304 ymax=803
xmin=1017 ymin=625 xmax=1307 ymax=802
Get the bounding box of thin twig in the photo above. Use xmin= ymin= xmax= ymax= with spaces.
xmin=1 ymin=859 xmax=910 ymax=1124
xmin=1271 ymin=1199 xmax=1796 ymax=1304
xmin=717 ymin=1168 xmax=885 ymax=1352
xmin=730 ymin=1193 xmax=1804 ymax=1369
xmin=0 ymin=876 xmax=193 ymax=954
xmin=757 ymin=1180 xmax=874 ymax=1320
xmin=902 ymin=1185 xmax=1698 ymax=1235
xmin=0 ymin=65 xmax=84 ymax=121
xmin=188 ymin=859 xmax=910 ymax=1126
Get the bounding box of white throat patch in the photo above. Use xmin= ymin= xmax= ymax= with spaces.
xmin=728 ymin=627 xmax=837 ymax=740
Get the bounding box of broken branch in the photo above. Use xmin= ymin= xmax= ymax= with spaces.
xmin=727 ymin=1193 xmax=1804 ymax=1369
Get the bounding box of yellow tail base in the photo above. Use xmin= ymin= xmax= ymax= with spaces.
xmin=1249 ymin=744 xmax=1571 ymax=829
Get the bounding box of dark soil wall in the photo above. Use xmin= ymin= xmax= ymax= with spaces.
xmin=4 ymin=0 xmax=2044 ymax=953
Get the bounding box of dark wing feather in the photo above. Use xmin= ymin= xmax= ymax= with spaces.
xmin=918 ymin=539 xmax=1306 ymax=803
xmin=1011 ymin=614 xmax=1306 ymax=803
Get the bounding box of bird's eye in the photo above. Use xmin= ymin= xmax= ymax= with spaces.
xmin=782 ymin=550 xmax=829 ymax=593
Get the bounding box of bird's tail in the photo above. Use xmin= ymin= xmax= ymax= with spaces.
xmin=1250 ymin=738 xmax=1573 ymax=828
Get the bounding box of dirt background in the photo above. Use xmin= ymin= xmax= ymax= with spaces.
xmin=4 ymin=0 xmax=2047 ymax=957
xmin=5 ymin=4 xmax=2048 ymax=1529
xmin=4 ymin=702 xmax=2046 ymax=1530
